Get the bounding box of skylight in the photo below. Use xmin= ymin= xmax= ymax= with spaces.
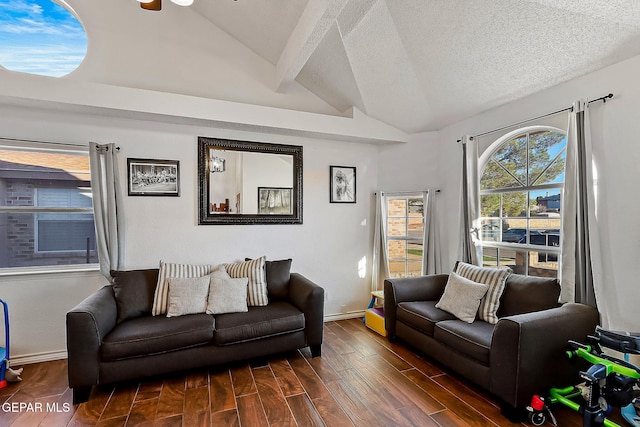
xmin=0 ymin=0 xmax=87 ymax=77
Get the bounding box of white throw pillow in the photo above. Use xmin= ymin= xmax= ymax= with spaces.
xmin=455 ymin=262 xmax=511 ymax=324
xmin=152 ymin=261 xmax=219 ymax=316
xmin=206 ymin=267 xmax=249 ymax=315
xmin=435 ymin=272 xmax=490 ymax=323
xmin=224 ymin=256 xmax=268 ymax=306
xmin=166 ymin=276 xmax=210 ymax=317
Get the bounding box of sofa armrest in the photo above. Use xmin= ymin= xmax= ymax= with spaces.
xmin=383 ymin=274 xmax=449 ymax=339
xmin=288 ymin=273 xmax=324 ymax=350
xmin=490 ymin=302 xmax=599 ymax=409
xmin=66 ymin=285 xmax=118 ymax=389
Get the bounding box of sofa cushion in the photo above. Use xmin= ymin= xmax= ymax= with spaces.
xmin=498 ymin=274 xmax=560 ymax=317
xmin=266 ymin=259 xmax=293 ymax=300
xmin=396 ymin=301 xmax=456 ymax=336
xmin=213 ymin=301 xmax=305 ymax=345
xmin=435 ymin=272 xmax=489 ymax=323
xmin=434 ymin=319 xmax=495 ymax=365
xmin=455 ymin=262 xmax=511 ymax=324
xmin=111 ymin=269 xmax=159 ymax=324
xmin=102 ymin=314 xmax=214 ymax=361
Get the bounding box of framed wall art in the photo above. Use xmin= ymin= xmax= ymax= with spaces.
xmin=127 ymin=158 xmax=180 ymax=196
xmin=330 ymin=165 xmax=356 ymax=203
xmin=258 ymin=187 xmax=293 ymax=214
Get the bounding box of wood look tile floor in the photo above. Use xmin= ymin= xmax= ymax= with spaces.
xmin=0 ymin=319 xmax=621 ymax=427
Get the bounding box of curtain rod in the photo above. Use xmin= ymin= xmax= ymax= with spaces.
xmin=457 ymin=93 xmax=613 ymax=142
xmin=0 ymin=136 xmax=87 ymax=148
xmin=374 ymin=190 xmax=440 ymax=195
xmin=0 ymin=137 xmax=121 ymax=151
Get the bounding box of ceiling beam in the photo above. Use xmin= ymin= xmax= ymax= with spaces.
xmin=275 ymin=0 xmax=350 ymax=92
xmin=0 ymin=70 xmax=409 ymax=144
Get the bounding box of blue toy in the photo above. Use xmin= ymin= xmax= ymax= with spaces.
xmin=0 ymin=298 xmax=9 ymax=389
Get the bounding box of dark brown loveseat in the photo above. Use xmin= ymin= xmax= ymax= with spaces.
xmin=67 ymin=268 xmax=324 ymax=404
xmin=384 ymin=272 xmax=599 ymax=415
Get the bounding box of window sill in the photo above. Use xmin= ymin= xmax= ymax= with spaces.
xmin=0 ymin=264 xmax=101 ymax=277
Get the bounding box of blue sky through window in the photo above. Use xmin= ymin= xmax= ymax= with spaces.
xmin=0 ymin=0 xmax=87 ymax=77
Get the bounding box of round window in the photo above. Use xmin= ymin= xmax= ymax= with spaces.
xmin=0 ymin=0 xmax=87 ymax=77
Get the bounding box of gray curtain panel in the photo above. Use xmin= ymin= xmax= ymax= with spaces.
xmin=89 ymin=142 xmax=124 ymax=278
xmin=458 ymin=136 xmax=481 ymax=266
xmin=560 ymin=100 xmax=602 ymax=310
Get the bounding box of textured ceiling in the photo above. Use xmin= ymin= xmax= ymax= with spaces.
xmin=193 ymin=0 xmax=640 ymax=133
xmin=49 ymin=0 xmax=640 ymax=134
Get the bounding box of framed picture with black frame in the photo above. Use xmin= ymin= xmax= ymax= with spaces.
xmin=258 ymin=187 xmax=293 ymax=214
xmin=330 ymin=165 xmax=356 ymax=203
xmin=127 ymin=158 xmax=180 ymax=196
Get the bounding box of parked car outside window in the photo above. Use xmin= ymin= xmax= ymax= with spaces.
xmin=502 ymin=228 xmax=542 ymax=243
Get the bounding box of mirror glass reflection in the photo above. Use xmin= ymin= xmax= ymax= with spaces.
xmin=208 ymin=149 xmax=294 ymax=215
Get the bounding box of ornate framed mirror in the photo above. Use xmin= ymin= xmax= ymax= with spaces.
xmin=198 ymin=137 xmax=303 ymax=225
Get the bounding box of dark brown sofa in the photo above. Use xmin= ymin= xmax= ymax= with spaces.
xmin=384 ymin=272 xmax=599 ymax=415
xmin=67 ymin=268 xmax=324 ymax=404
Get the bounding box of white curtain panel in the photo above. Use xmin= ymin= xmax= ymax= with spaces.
xmin=89 ymin=142 xmax=125 ymax=278
xmin=458 ymin=135 xmax=482 ymax=265
xmin=423 ymin=189 xmax=442 ymax=275
xmin=560 ymin=101 xmax=605 ymax=320
xmin=371 ymin=192 xmax=390 ymax=292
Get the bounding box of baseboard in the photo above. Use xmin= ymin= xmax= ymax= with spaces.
xmin=11 ymin=350 xmax=67 ymax=366
xmin=324 ymin=310 xmax=365 ymax=322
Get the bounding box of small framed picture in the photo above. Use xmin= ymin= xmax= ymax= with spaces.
xmin=127 ymin=158 xmax=180 ymax=196
xmin=258 ymin=187 xmax=293 ymax=214
xmin=330 ymin=166 xmax=356 ymax=203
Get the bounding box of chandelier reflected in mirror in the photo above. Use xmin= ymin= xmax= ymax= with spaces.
xmin=210 ymin=155 xmax=226 ymax=173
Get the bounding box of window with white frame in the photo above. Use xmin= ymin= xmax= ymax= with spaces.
xmin=385 ymin=193 xmax=425 ymax=278
xmin=0 ymin=144 xmax=98 ymax=270
xmin=479 ymin=128 xmax=566 ymax=278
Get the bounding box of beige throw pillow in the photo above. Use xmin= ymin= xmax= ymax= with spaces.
xmin=224 ymin=256 xmax=268 ymax=306
xmin=435 ymin=272 xmax=490 ymax=323
xmin=206 ymin=267 xmax=249 ymax=315
xmin=152 ymin=261 xmax=219 ymax=316
xmin=166 ymin=276 xmax=210 ymax=317
xmin=455 ymin=262 xmax=511 ymax=324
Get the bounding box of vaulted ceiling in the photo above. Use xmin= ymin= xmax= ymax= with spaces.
xmin=65 ymin=0 xmax=640 ymax=133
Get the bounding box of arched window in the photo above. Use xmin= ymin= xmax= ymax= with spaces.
xmin=0 ymin=0 xmax=87 ymax=77
xmin=479 ymin=127 xmax=566 ymax=278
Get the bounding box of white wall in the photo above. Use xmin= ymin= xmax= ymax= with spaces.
xmin=380 ymin=54 xmax=640 ymax=332
xmin=0 ymin=102 xmax=378 ymax=360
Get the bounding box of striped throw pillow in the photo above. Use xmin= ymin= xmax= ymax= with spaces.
xmin=454 ymin=262 xmax=511 ymax=324
xmin=152 ymin=261 xmax=220 ymax=316
xmin=224 ymin=256 xmax=268 ymax=306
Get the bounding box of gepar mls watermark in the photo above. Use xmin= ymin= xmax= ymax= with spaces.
xmin=2 ymin=402 xmax=71 ymax=413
